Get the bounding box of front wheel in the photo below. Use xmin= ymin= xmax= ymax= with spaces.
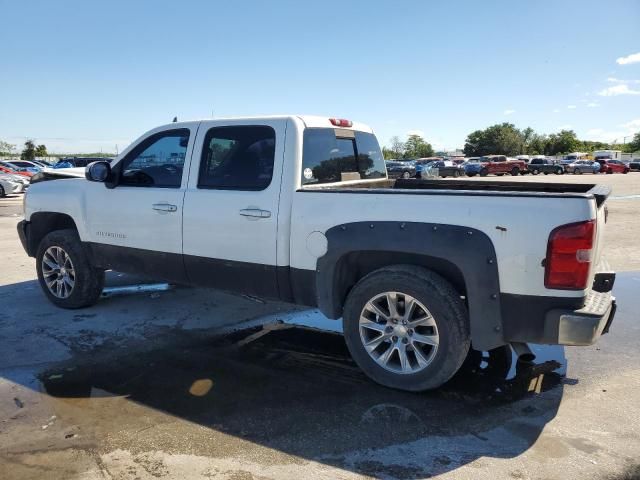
xmin=479 ymin=168 xmax=489 ymax=177
xmin=556 ymin=167 xmax=563 ymax=175
xmin=532 ymin=168 xmax=539 ymax=175
xmin=510 ymin=167 xmax=520 ymax=176
xmin=402 ymin=171 xmax=411 ymax=179
xmin=342 ymin=265 xmax=470 ymax=391
xmin=36 ymin=229 xmax=105 ymax=309
xmin=624 ymin=169 xmax=629 ymax=174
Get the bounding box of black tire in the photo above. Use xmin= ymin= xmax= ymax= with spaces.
xmin=479 ymin=168 xmax=489 ymax=177
xmin=0 ymin=185 xmax=5 ymax=197
xmin=623 ymin=169 xmax=629 ymax=174
xmin=402 ymin=171 xmax=411 ymax=179
xmin=36 ymin=229 xmax=105 ymax=309
xmin=543 ymin=171 xmax=549 ymax=175
xmin=607 ymin=169 xmax=613 ymax=174
xmin=453 ymin=170 xmax=460 ymax=178
xmin=510 ymin=167 xmax=519 ymax=176
xmin=466 ymin=173 xmax=476 ymax=177
xmin=575 ymin=169 xmax=582 ymax=175
xmin=342 ymin=265 xmax=470 ymax=391
xmin=532 ymin=168 xmax=539 ymax=175
xmin=555 ymin=167 xmax=563 ymax=175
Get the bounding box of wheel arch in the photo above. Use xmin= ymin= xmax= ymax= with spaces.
xmin=315 ymin=221 xmax=505 ymax=350
xmin=26 ymin=212 xmax=79 ymax=257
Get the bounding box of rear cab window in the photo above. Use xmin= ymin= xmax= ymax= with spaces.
xmin=301 ymin=128 xmax=386 ymax=185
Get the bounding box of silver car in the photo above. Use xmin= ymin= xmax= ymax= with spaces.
xmin=565 ymin=160 xmax=599 ymax=174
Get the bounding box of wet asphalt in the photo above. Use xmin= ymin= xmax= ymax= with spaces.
xmin=0 ymin=269 xmax=638 ymax=479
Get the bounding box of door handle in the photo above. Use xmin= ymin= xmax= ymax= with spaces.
xmin=152 ymin=203 xmax=178 ymax=212
xmin=239 ymin=208 xmax=271 ymax=219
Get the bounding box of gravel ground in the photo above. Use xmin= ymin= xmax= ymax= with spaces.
xmin=0 ymin=173 xmax=639 ymax=480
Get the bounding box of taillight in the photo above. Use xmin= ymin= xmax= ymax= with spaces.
xmin=544 ymin=220 xmax=595 ymax=290
xmin=329 ymin=118 xmax=353 ymax=127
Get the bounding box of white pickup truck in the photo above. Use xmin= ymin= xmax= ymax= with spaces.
xmin=17 ymin=115 xmax=616 ymax=391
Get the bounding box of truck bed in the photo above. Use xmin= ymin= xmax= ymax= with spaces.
xmin=302 ymin=178 xmax=611 ymax=207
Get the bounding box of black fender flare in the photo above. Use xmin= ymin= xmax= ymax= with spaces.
xmin=316 ymin=221 xmax=504 ymax=350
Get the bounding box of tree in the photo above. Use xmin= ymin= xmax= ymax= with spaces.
xmin=463 ymin=123 xmax=523 ymax=156
xmin=21 ymin=140 xmax=36 ymax=160
xmin=403 ymin=134 xmax=434 ymax=158
xmin=35 ymin=144 xmax=48 ymax=157
xmin=623 ymin=133 xmax=640 ymax=153
xmin=389 ymin=136 xmax=404 ymax=159
xmin=545 ymin=130 xmax=579 ymax=155
xmin=0 ymin=140 xmax=15 ymax=155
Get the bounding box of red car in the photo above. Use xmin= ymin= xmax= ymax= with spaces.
xmin=478 ymin=155 xmax=527 ymax=176
xmin=596 ymin=159 xmax=629 ymax=174
xmin=0 ymin=164 xmax=34 ymax=178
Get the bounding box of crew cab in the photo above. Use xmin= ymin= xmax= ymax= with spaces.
xmin=17 ymin=115 xmax=617 ymax=391
xmin=527 ymin=157 xmax=565 ymax=175
xmin=477 ymin=155 xmax=526 ymax=176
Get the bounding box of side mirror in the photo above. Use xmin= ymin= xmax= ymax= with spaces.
xmin=85 ymin=161 xmax=112 ymax=183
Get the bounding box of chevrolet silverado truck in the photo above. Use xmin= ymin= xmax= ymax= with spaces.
xmin=476 ymin=155 xmax=527 ymax=177
xmin=17 ymin=115 xmax=617 ymax=391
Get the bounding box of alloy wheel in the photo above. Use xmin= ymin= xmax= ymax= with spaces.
xmin=359 ymin=291 xmax=439 ymax=374
xmin=42 ymin=246 xmax=76 ymax=298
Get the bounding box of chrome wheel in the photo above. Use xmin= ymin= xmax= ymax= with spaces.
xmin=359 ymin=291 xmax=439 ymax=374
xmin=42 ymin=246 xmax=75 ymax=298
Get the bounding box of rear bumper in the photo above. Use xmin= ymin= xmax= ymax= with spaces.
xmin=502 ymin=274 xmax=616 ymax=346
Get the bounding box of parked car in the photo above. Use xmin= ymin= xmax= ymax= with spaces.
xmin=2 ymin=160 xmax=43 ymax=172
xmin=477 ymin=155 xmax=526 ymax=176
xmin=527 ymin=157 xmax=565 ymax=175
xmin=53 ymin=157 xmax=112 ymax=169
xmin=0 ymin=164 xmax=34 ymax=178
xmin=420 ymin=160 xmax=462 ymax=178
xmin=629 ymin=159 xmax=640 ymax=172
xmin=596 ymin=159 xmax=629 ymax=174
xmin=463 ymin=158 xmax=481 ymax=177
xmin=0 ymin=175 xmax=24 ymax=196
xmin=17 ymin=115 xmax=617 ymax=392
xmin=564 ymin=160 xmax=600 ymax=175
xmin=385 ymin=160 xmax=416 ymax=179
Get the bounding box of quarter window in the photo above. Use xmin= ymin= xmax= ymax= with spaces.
xmin=198 ymin=126 xmax=275 ymax=191
xmin=119 ymin=129 xmax=190 ymax=188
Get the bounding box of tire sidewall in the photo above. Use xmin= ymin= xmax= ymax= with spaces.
xmin=343 ymin=268 xmax=469 ymax=391
xmin=36 ymin=230 xmax=103 ymax=309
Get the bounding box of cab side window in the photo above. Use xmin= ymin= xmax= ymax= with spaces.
xmin=198 ymin=126 xmax=275 ymax=191
xmin=119 ymin=129 xmax=190 ymax=188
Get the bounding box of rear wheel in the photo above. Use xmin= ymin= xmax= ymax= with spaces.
xmin=36 ymin=229 xmax=105 ymax=309
xmin=624 ymin=169 xmax=629 ymax=174
xmin=510 ymin=167 xmax=519 ymax=176
xmin=0 ymin=185 xmax=5 ymax=197
xmin=343 ymin=265 xmax=470 ymax=391
xmin=555 ymin=167 xmax=563 ymax=175
xmin=453 ymin=170 xmax=460 ymax=178
xmin=479 ymin=168 xmax=489 ymax=177
xmin=532 ymin=168 xmax=539 ymax=175
xmin=607 ymin=169 xmax=613 ymax=174
xmin=402 ymin=171 xmax=411 ymax=179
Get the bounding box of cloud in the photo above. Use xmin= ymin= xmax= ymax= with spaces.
xmin=584 ymin=128 xmax=626 ymax=143
xmin=567 ymin=105 xmax=577 ymax=109
xmin=587 ymin=102 xmax=600 ymax=107
xmin=503 ymin=109 xmax=516 ymax=115
xmin=606 ymin=77 xmax=640 ymax=84
xmin=616 ymin=52 xmax=640 ymax=65
xmin=598 ymin=84 xmax=640 ymax=96
xmin=552 ymin=109 xmax=560 ymax=113
xmin=621 ymin=118 xmax=640 ymax=130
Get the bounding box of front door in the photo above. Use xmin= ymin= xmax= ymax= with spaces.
xmin=182 ymin=120 xmax=286 ymax=298
xmin=85 ymin=125 xmax=199 ymax=282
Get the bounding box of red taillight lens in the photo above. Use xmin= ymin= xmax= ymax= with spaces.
xmin=544 ymin=220 xmax=595 ymax=290
xmin=329 ymin=118 xmax=353 ymax=127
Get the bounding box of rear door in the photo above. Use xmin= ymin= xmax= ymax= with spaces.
xmin=182 ymin=120 xmax=286 ymax=298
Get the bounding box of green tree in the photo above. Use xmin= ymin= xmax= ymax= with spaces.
xmin=463 ymin=123 xmax=523 ymax=156
xmin=0 ymin=140 xmax=16 ymax=155
xmin=20 ymin=140 xmax=36 ymax=160
xmin=35 ymin=144 xmax=48 ymax=157
xmin=545 ymin=130 xmax=579 ymax=155
xmin=623 ymin=133 xmax=640 ymax=153
xmin=403 ymin=134 xmax=434 ymax=158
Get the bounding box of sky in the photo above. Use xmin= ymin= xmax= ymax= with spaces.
xmin=1 ymin=0 xmax=639 ymax=154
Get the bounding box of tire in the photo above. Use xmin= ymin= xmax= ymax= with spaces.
xmin=510 ymin=167 xmax=519 ymax=176
xmin=532 ymin=168 xmax=539 ymax=175
xmin=623 ymin=169 xmax=629 ymax=174
xmin=453 ymin=170 xmax=460 ymax=178
xmin=466 ymin=173 xmax=476 ymax=177
xmin=36 ymin=229 xmax=105 ymax=309
xmin=575 ymin=169 xmax=582 ymax=175
xmin=479 ymin=168 xmax=488 ymax=177
xmin=0 ymin=185 xmax=5 ymax=197
xmin=607 ymin=169 xmax=613 ymax=174
xmin=402 ymin=171 xmax=411 ymax=179
xmin=543 ymin=171 xmax=549 ymax=175
xmin=342 ymin=265 xmax=470 ymax=391
xmin=555 ymin=168 xmax=563 ymax=175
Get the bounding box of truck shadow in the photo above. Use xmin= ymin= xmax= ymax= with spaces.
xmin=37 ymin=322 xmax=566 ymax=478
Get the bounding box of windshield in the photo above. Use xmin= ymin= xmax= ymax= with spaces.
xmin=302 ymin=128 xmax=386 ymax=185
